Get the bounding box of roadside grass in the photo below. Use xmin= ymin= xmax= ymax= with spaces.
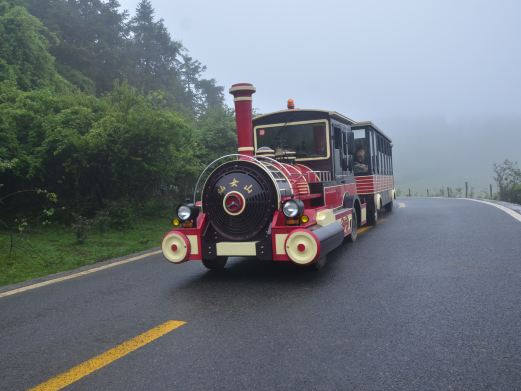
xmin=0 ymin=216 xmax=171 ymax=287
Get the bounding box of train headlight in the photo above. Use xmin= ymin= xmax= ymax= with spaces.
xmin=282 ymin=199 xmax=304 ymax=218
xmin=177 ymin=205 xmax=194 ymax=221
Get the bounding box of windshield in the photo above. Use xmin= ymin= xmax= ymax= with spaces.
xmin=255 ymin=121 xmax=328 ymax=160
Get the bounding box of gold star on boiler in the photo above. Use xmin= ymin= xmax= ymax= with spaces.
xmin=217 ymin=185 xmax=226 ymax=195
xmin=229 ymin=178 xmax=239 ymax=188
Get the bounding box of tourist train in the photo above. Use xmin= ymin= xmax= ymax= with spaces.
xmin=162 ymin=83 xmax=395 ymax=270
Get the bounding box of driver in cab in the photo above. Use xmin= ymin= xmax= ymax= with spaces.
xmin=353 ymin=147 xmax=369 ymax=174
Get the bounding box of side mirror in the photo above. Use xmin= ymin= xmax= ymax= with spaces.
xmin=346 ymin=131 xmax=355 ymax=155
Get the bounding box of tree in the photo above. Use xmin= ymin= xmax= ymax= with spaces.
xmin=194 ymin=107 xmax=236 ymax=164
xmin=23 ymin=0 xmax=225 ymax=114
xmin=127 ymin=1 xmax=183 ymax=95
xmin=197 ymin=78 xmax=224 ymax=111
xmin=493 ymin=160 xmax=521 ymax=203
xmin=0 ymin=0 xmax=231 ymax=222
xmin=26 ymin=0 xmax=129 ymax=94
xmin=0 ymin=1 xmax=70 ymax=91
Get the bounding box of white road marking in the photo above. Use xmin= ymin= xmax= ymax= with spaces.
xmin=398 ymin=202 xmax=406 ymax=208
xmin=462 ymin=198 xmax=521 ymax=223
xmin=0 ymin=250 xmax=161 ymax=299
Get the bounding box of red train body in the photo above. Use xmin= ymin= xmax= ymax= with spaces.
xmin=162 ymin=83 xmax=395 ymax=270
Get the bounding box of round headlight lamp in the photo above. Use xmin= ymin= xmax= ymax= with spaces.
xmin=177 ymin=205 xmax=193 ymax=221
xmin=282 ymin=199 xmax=304 ymax=218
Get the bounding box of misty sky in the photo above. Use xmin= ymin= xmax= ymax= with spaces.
xmin=120 ymin=0 xmax=521 ymax=192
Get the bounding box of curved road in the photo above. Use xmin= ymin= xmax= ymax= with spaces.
xmin=1 ymin=198 xmax=520 ymax=390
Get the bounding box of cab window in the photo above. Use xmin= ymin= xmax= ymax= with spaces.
xmin=255 ymin=121 xmax=328 ymax=160
xmin=353 ymin=129 xmax=369 ymax=176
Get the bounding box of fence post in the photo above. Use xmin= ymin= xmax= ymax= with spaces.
xmin=408 ymin=188 xmax=411 ymax=197
xmin=490 ymin=184 xmax=493 ymax=199
xmin=427 ymin=189 xmax=429 ymax=197
xmin=447 ymin=187 xmax=450 ymax=198
xmin=465 ymin=181 xmax=468 ymax=198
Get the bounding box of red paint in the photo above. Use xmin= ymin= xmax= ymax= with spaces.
xmin=355 ymin=175 xmax=394 ymax=195
xmin=324 ymin=183 xmax=357 ymax=208
xmin=294 ymin=163 xmax=320 ymax=183
xmin=229 ymin=83 xmax=256 ymax=156
xmin=297 ymin=243 xmax=306 ymax=252
xmin=166 ymin=213 xmax=208 ymax=261
xmin=171 ymin=244 xmax=178 ymax=252
xmin=223 ymin=191 xmax=244 ymax=214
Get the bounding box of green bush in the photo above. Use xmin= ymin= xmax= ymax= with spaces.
xmin=508 ymin=184 xmax=521 ymax=204
xmin=494 ymin=160 xmax=521 ymax=204
xmin=104 ymin=201 xmax=136 ymax=231
xmin=71 ymin=214 xmax=90 ymax=244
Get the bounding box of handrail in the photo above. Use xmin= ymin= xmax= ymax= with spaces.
xmin=306 ymin=170 xmax=331 ymax=182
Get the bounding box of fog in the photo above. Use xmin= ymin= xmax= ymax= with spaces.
xmin=120 ymin=0 xmax=521 ymax=193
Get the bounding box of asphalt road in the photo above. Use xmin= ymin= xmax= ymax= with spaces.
xmin=1 ymin=198 xmax=521 ymax=391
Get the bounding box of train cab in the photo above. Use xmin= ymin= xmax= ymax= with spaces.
xmin=253 ymin=108 xmax=356 ymax=183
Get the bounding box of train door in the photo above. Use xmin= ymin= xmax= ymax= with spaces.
xmin=332 ymin=121 xmax=349 ymax=181
xmin=370 ymin=130 xmax=378 ymax=175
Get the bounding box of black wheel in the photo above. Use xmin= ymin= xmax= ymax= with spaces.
xmin=202 ymin=257 xmax=228 ymax=270
xmin=346 ymin=209 xmax=358 ymax=242
xmin=312 ymin=256 xmax=327 ymax=270
xmin=367 ymin=206 xmax=378 ymax=226
xmin=385 ymin=200 xmax=393 ymax=213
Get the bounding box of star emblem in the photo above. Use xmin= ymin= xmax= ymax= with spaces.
xmin=229 ymin=178 xmax=239 ymax=188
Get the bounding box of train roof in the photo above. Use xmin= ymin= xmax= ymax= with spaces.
xmin=253 ymin=110 xmax=392 ymax=143
xmin=253 ymin=109 xmax=356 ymax=125
xmin=351 ymin=120 xmax=392 ymax=143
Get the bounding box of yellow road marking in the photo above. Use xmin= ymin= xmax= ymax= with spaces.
xmin=0 ymin=250 xmax=161 ymax=299
xmin=29 ymin=320 xmax=186 ymax=391
xmin=358 ymin=218 xmax=386 ymax=236
xmin=358 ymin=227 xmax=370 ymax=235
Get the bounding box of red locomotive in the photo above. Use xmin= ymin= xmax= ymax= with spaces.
xmin=162 ymin=83 xmax=395 ymax=270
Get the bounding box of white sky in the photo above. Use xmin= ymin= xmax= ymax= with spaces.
xmin=120 ymin=0 xmax=520 ymax=121
xmin=119 ymin=0 xmax=521 ymax=191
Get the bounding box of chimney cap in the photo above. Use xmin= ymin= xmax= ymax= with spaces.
xmin=229 ymin=83 xmax=256 ymax=95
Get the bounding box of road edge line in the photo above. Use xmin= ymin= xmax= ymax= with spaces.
xmin=0 ymin=249 xmax=162 ymax=299
xmin=462 ymin=198 xmax=521 ymax=223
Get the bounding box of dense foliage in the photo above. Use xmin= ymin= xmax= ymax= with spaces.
xmin=0 ymin=0 xmax=237 ymax=229
xmin=493 ymin=160 xmax=521 ymax=204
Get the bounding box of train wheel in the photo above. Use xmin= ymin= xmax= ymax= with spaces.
xmin=202 ymin=257 xmax=228 ymax=270
xmin=385 ymin=201 xmax=394 ymax=213
xmin=347 ymin=209 xmax=358 ymax=242
xmin=368 ymin=207 xmax=378 ymax=226
xmin=312 ymin=256 xmax=327 ymax=270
